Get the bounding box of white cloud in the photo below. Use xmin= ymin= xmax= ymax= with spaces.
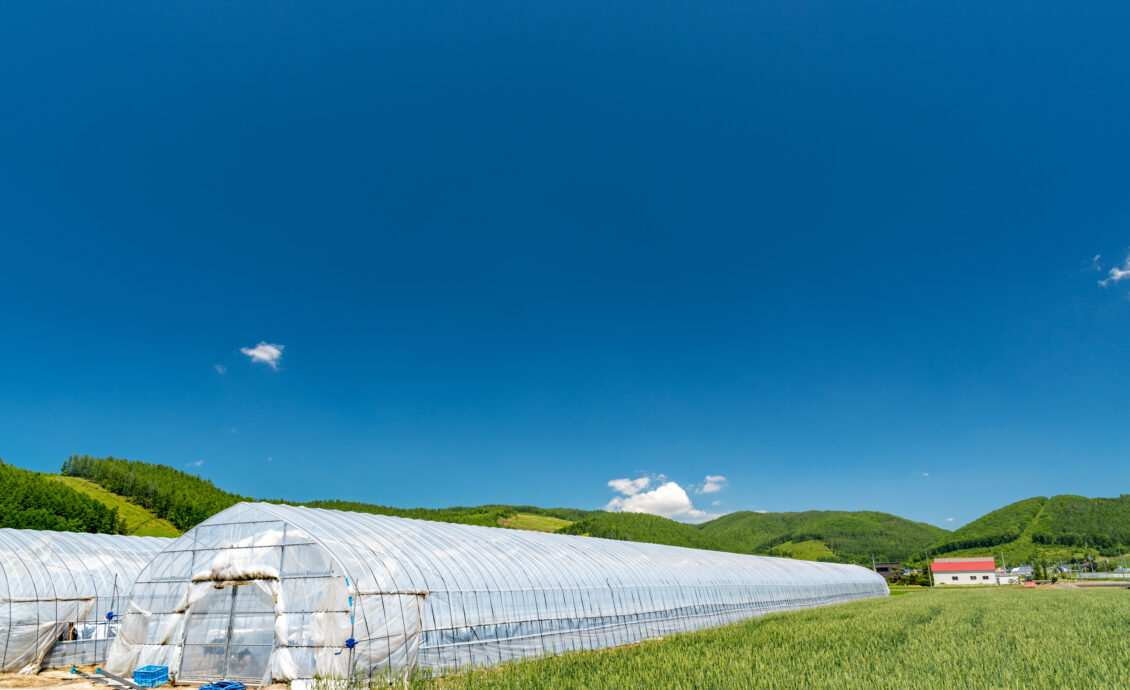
xmin=1099 ymin=252 xmax=1130 ymax=287
xmin=186 ymin=460 xmax=204 ymax=468
xmin=605 ymin=480 xmax=719 ymax=523
xmin=267 ymin=456 xmax=273 ymax=462
xmin=607 ymin=477 xmax=650 ymax=496
xmin=697 ymin=475 xmax=728 ymax=494
xmin=1092 ymin=254 xmax=1102 ymax=271
xmin=945 ymin=517 xmax=955 ymax=522
xmin=753 ymin=509 xmax=768 ymax=514
xmin=922 ymin=472 xmax=929 ymax=477
xmin=240 ymin=342 xmax=284 ymax=370
xmin=711 ymin=500 xmax=722 ymax=506
xmin=214 ymin=364 xmax=227 ymax=374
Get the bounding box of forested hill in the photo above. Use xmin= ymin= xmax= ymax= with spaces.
xmin=297 ymin=500 xmax=596 ymax=527
xmin=39 ymin=455 xmax=1130 ymax=565
xmin=559 ymin=510 xmax=945 ymax=563
xmin=560 ymin=513 xmax=731 ymax=551
xmin=700 ymin=510 xmax=948 ymax=563
xmin=925 ymin=495 xmax=1130 ymax=562
xmin=925 ymin=497 xmax=1047 ymax=556
xmin=63 ymin=455 xmax=246 ymax=530
xmin=61 ymin=455 xmax=598 ymax=532
xmin=0 ymin=459 xmax=124 ymax=533
xmin=57 ymin=452 xmax=946 ymax=562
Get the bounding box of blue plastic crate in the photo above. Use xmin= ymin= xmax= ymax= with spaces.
xmin=200 ymin=683 xmax=245 ymax=690
xmin=132 ymin=665 xmax=169 ymax=688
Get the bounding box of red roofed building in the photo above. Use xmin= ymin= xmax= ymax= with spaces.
xmin=931 ymin=557 xmax=997 ymax=586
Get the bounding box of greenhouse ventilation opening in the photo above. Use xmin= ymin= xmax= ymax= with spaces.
xmin=107 ymin=502 xmax=888 ymax=685
xmin=0 ymin=529 xmax=172 ymax=673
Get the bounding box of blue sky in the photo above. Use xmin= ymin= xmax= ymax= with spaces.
xmin=2 ymin=1 xmax=1129 ymax=528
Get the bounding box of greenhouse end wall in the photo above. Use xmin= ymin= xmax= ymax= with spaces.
xmin=108 ymin=502 xmax=888 ymax=684
xmin=0 ymin=529 xmax=172 ymax=673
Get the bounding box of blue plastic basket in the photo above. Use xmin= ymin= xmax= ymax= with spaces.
xmin=199 ymin=683 xmax=245 ymax=690
xmin=132 ymin=665 xmax=169 ymax=688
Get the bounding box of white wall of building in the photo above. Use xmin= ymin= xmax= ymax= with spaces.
xmin=934 ymin=569 xmax=997 ymax=586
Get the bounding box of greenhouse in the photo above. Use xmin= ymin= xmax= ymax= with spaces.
xmin=107 ymin=502 xmax=887 ymax=684
xmin=0 ymin=529 xmax=172 ymax=673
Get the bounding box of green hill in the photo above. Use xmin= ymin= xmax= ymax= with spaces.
xmin=768 ymin=539 xmax=838 ymax=561
xmin=1030 ymin=494 xmax=1130 ymax=548
xmin=0 ymin=459 xmax=124 ymax=534
xmin=923 ymin=494 xmax=1130 ymax=565
xmin=297 ymin=499 xmax=597 ymax=528
xmin=701 ymin=510 xmax=947 ymax=563
xmin=47 ymin=476 xmax=181 ymax=537
xmin=60 ymin=455 xmax=598 ymax=533
xmin=926 ymin=497 xmax=1047 ymax=557
xmin=499 ymin=513 xmax=574 ymax=532
xmin=63 ymin=455 xmax=247 ymax=530
xmin=559 ymin=512 xmax=731 ymax=551
xmin=559 ymin=510 xmax=945 ymax=563
xmin=43 ymin=455 xmax=950 ymax=562
xmin=39 ymin=455 xmax=1130 ymax=567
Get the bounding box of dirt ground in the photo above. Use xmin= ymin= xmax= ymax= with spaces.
xmin=0 ymin=669 xmax=100 ymax=690
xmin=0 ymin=670 xmax=289 ymax=690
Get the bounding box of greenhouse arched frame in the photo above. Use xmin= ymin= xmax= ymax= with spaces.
xmin=108 ymin=502 xmax=887 ymax=684
xmin=0 ymin=529 xmax=172 ymax=673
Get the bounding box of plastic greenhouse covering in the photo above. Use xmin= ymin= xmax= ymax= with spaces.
xmin=108 ymin=502 xmax=888 ymax=684
xmin=0 ymin=529 xmax=172 ymax=673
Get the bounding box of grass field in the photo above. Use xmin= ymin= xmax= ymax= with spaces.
xmin=408 ymin=588 xmax=1130 ymax=689
xmin=768 ymin=538 xmax=837 ymax=560
xmin=47 ymin=475 xmax=181 ymax=537
xmin=497 ymin=513 xmax=573 ymax=532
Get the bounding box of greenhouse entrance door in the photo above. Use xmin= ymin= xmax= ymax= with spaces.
xmin=181 ymin=581 xmax=276 ymax=684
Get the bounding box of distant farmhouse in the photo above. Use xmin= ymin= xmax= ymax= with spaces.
xmin=931 ymin=557 xmax=997 ymax=585
xmin=874 ymin=563 xmax=903 ymax=579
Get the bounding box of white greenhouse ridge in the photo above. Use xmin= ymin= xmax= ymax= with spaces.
xmin=106 ymin=502 xmax=888 ymax=684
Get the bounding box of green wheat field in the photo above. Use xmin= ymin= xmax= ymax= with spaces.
xmin=406 ymin=588 xmax=1130 ymax=689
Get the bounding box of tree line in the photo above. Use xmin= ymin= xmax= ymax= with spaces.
xmin=299 ymin=500 xmax=598 ymax=527
xmin=924 ymin=495 xmax=1130 ymax=559
xmin=0 ymin=459 xmax=124 ymax=533
xmin=62 ymin=454 xmax=244 ymax=530
xmin=701 ymin=510 xmax=948 ymax=563
xmin=62 ymin=455 xmax=598 ymax=532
